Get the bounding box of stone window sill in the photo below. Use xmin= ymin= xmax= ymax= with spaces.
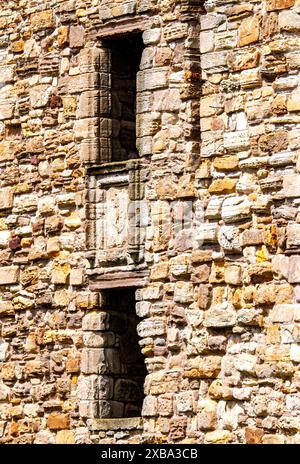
xmin=91 ymin=417 xmax=143 ymax=431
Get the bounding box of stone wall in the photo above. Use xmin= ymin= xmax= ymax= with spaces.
xmin=1 ymin=0 xmax=300 ymax=445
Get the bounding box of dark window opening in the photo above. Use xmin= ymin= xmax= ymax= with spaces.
xmin=105 ymin=34 xmax=144 ymax=162
xmin=101 ymin=287 xmax=147 ymax=418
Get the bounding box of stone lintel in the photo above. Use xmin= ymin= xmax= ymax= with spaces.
xmin=87 ymin=159 xmax=141 ymax=177
xmin=88 ymin=270 xmax=149 ymax=290
xmin=94 ymin=17 xmax=150 ymax=39
xmin=91 ymin=417 xmax=143 ymax=431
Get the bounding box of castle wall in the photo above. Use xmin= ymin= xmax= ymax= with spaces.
xmin=0 ymin=0 xmax=300 ymax=445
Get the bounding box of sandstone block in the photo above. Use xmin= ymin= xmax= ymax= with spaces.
xmin=223 ymin=130 xmax=250 ymax=151
xmin=51 ymin=263 xmax=70 ymax=284
xmin=29 ymin=84 xmax=52 ymax=109
xmin=62 ymin=96 xmax=77 ymax=117
xmin=205 ymin=430 xmax=233 ymax=443
xmin=238 ymin=16 xmax=260 ymax=47
xmin=82 ymin=312 xmax=108 ymax=331
xmin=213 ymin=155 xmax=239 ymax=171
xmin=241 ymin=229 xmax=264 ymax=246
xmin=221 ymin=196 xmax=251 ymax=223
xmin=184 ymin=356 xmax=222 ymax=379
xmin=279 ymin=10 xmax=300 ymax=32
xmin=0 ymin=266 xmax=19 ymax=285
xmin=81 ymin=348 xmax=120 ymax=375
xmin=47 ymin=237 xmax=60 ymax=255
xmin=0 ymin=381 xmax=10 ymax=401
xmin=0 ymin=187 xmax=13 ymax=210
xmin=200 ymin=95 xmax=223 ymax=118
xmin=0 ymin=141 xmax=15 ymax=162
xmin=142 ymin=28 xmax=161 ymax=45
xmin=137 ymin=68 xmax=169 ymax=92
xmin=290 ymin=344 xmax=300 ymax=362
xmin=204 ymin=302 xmax=237 ymax=328
xmin=0 ymin=65 xmax=15 ymax=83
xmin=142 ymin=396 xmax=157 ymax=417
xmin=57 ymin=26 xmax=69 ymax=48
xmin=288 ymin=256 xmax=300 ymax=283
xmin=287 ymin=224 xmax=300 ymax=248
xmin=208 ymin=178 xmax=237 ymax=194
xmin=287 ymin=91 xmax=300 ymax=112
xmin=30 ymin=10 xmax=55 ymax=31
xmin=0 ymin=99 xmax=15 ymax=120
xmin=176 ymin=391 xmax=195 ymax=413
xmin=245 ymin=427 xmax=264 ymax=444
xmin=157 ymin=394 xmax=173 ymax=417
xmin=227 ymin=49 xmax=260 ymax=72
xmin=70 ymin=269 xmax=84 ymax=286
xmin=224 ymin=264 xmax=242 ymax=285
xmin=69 ymin=26 xmax=84 ymax=48
xmin=266 ymin=0 xmax=294 ymax=10
xmin=174 ymin=281 xmax=194 ymax=304
xmin=47 ymin=413 xmax=70 ymax=431
xmin=196 ymin=223 xmax=219 ymax=244
xmin=56 ymin=430 xmax=75 ymax=444
xmin=137 ymin=318 xmax=165 ymax=338
xmin=271 ymin=304 xmax=300 ymax=322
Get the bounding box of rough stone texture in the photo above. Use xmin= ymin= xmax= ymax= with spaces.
xmin=0 ymin=0 xmax=300 ymax=447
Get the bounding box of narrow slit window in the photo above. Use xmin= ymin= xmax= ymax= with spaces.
xmin=100 ymin=288 xmax=147 ymax=418
xmin=104 ymin=34 xmax=144 ymax=162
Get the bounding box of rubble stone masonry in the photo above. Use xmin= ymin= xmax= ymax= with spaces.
xmin=1 ymin=0 xmax=300 ymax=445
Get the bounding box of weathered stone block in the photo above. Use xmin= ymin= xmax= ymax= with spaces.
xmin=282 ymin=174 xmax=300 ymax=198
xmin=0 ymin=266 xmax=19 ymax=285
xmin=137 ymin=68 xmax=169 ymax=92
xmin=287 ymin=224 xmax=300 ymax=248
xmin=288 ymin=257 xmax=300 ymax=283
xmin=266 ymin=0 xmax=294 ymax=11
xmin=142 ymin=28 xmax=161 ymax=45
xmin=0 ymin=187 xmax=13 ymax=210
xmin=204 ymin=302 xmax=237 ymax=328
xmin=209 ymin=178 xmax=237 ymax=194
xmin=196 ymin=223 xmax=219 ymax=244
xmin=51 ymin=263 xmax=70 ymax=284
xmin=221 ymin=196 xmax=251 ymax=223
xmin=137 ymin=318 xmax=165 ymax=338
xmin=271 ymin=304 xmax=300 ymax=322
xmin=279 ymin=10 xmax=300 ymax=32
xmin=142 ymin=395 xmax=157 ymax=417
xmin=224 ymin=264 xmax=242 ymax=285
xmin=176 ymin=391 xmax=195 ymax=413
xmin=69 ymin=25 xmax=84 ymax=48
xmin=82 ymin=312 xmax=108 ymax=331
xmin=174 ymin=281 xmax=194 ymax=304
xmin=287 ymin=91 xmax=300 ymax=112
xmin=238 ymin=16 xmax=260 ymax=47
xmin=200 ymin=95 xmax=223 ymax=118
xmin=29 ymin=85 xmax=52 ymax=109
xmin=57 ymin=26 xmax=69 ymax=48
xmin=56 ymin=430 xmax=75 ymax=444
xmin=223 ymin=130 xmax=250 ymax=151
xmin=30 ymin=10 xmax=55 ymax=31
xmin=0 ymin=65 xmax=15 ymax=84
xmin=184 ymin=356 xmax=222 ymax=379
xmin=47 ymin=413 xmax=70 ymax=430
xmin=0 ymin=99 xmax=15 ymax=120
xmin=81 ymin=348 xmax=120 ymax=375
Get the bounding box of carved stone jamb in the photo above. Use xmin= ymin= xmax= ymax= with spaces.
xmin=77 ymin=43 xmax=112 ymax=165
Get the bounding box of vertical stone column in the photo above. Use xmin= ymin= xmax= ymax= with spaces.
xmin=79 ymin=306 xmax=122 ymax=419
xmin=76 ymin=44 xmax=112 ymax=165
